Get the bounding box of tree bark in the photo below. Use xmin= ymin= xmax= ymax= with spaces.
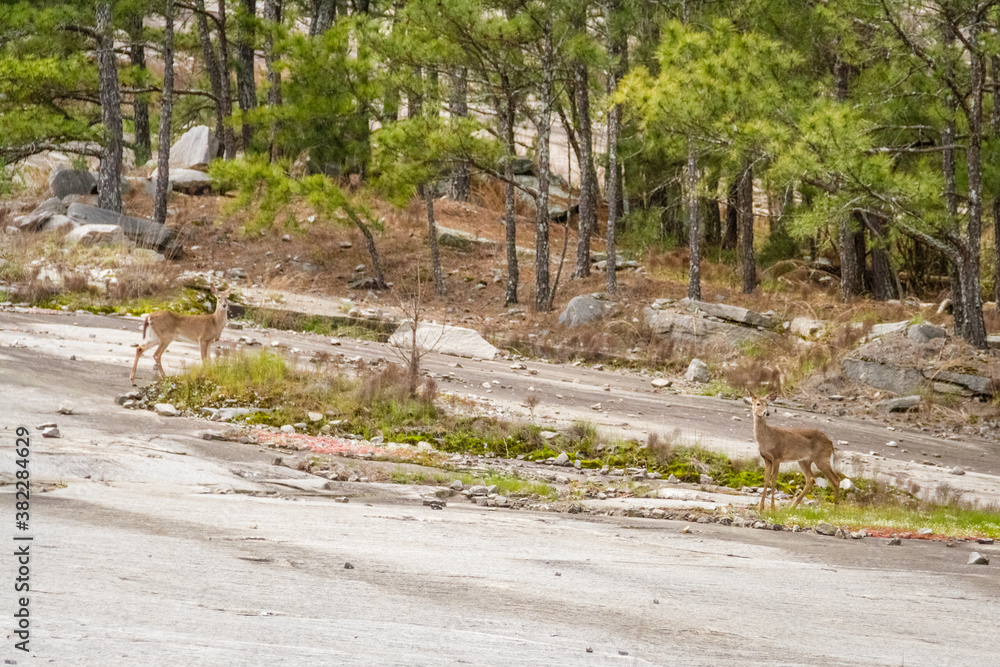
xmin=499 ymin=84 xmax=518 ymax=306
xmin=572 ymin=10 xmax=597 ymax=279
xmin=343 ymin=205 xmax=387 ymax=289
xmin=96 ymin=1 xmax=123 ymax=213
xmin=263 ymin=0 xmax=282 ymax=161
xmin=310 ymin=0 xmax=336 ymax=36
xmin=703 ymin=176 xmax=721 ymax=247
xmin=421 ymin=184 xmax=446 ymax=296
xmin=236 ymin=0 xmax=258 ymax=151
xmin=194 ymin=0 xmax=226 ymax=158
xmin=449 ymin=67 xmax=470 ymax=201
xmin=865 ymin=212 xmax=896 ymax=301
xmin=153 ymin=0 xmax=175 ymax=227
xmin=604 ymin=0 xmax=624 ymax=297
xmin=993 ymin=54 xmax=1000 ymax=307
xmin=962 ymin=39 xmax=987 ymax=348
xmin=126 ymin=12 xmax=151 ymax=167
xmin=687 ymin=138 xmax=700 ymax=300
xmin=217 ymin=0 xmax=237 ymax=158
xmin=722 ymin=179 xmax=738 ymax=250
xmin=738 ymin=161 xmax=755 ymax=294
xmin=534 ymin=17 xmax=554 ymax=312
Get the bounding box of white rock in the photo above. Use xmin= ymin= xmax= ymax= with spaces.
xmin=168 ymin=125 xmax=217 ymax=170
xmin=280 ymin=424 xmax=296 ymax=433
xmin=154 ymin=403 xmax=179 ymax=417
xmin=651 ymin=378 xmax=671 ymax=389
xmin=839 ymin=478 xmax=854 ymax=491
xmin=685 ymin=358 xmax=711 ymax=384
xmin=389 ymin=321 xmax=500 ymax=360
xmin=308 ymin=412 xmax=323 ymax=422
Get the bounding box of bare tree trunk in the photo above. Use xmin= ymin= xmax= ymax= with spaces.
xmin=263 ymin=0 xmax=283 ymax=161
xmin=449 ymin=67 xmax=470 ymax=201
xmin=195 ymin=0 xmax=226 ymax=159
xmin=217 ymin=0 xmax=237 ymax=159
xmin=963 ymin=38 xmax=987 ymax=348
xmin=940 ymin=25 xmax=966 ymax=337
xmin=993 ymin=54 xmax=1000 ymax=307
xmin=310 ymin=0 xmax=336 ymax=36
xmin=687 ymin=138 xmax=700 ymax=300
xmin=236 ymin=0 xmax=258 ymax=151
xmin=534 ymin=17 xmax=554 ymax=312
xmin=96 ymin=1 xmax=123 ymax=213
xmin=738 ymin=161 xmax=755 ymax=294
xmin=343 ymin=205 xmax=387 ymax=289
xmin=604 ymin=0 xmax=624 ymax=297
xmin=703 ymin=176 xmax=721 ymax=247
xmin=499 ymin=84 xmax=518 ymax=306
xmin=722 ymin=179 xmax=738 ymax=250
xmin=126 ymin=12 xmax=151 ymax=167
xmin=420 ymin=185 xmax=446 ymax=296
xmin=572 ymin=8 xmax=597 ymax=279
xmin=865 ymin=212 xmax=896 ymax=301
xmin=840 ymin=212 xmax=862 ymax=300
xmin=153 ymin=0 xmax=175 ymax=227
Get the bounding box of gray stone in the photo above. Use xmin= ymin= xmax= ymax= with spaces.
xmin=64 ymin=223 xmax=126 ymax=247
xmin=558 ymin=294 xmax=613 ymax=328
xmin=815 ymin=523 xmax=837 ymax=536
xmin=58 ymin=402 xmax=75 ymax=415
xmin=685 ymin=358 xmax=711 ymax=384
xmin=949 ymin=467 xmax=966 ymax=475
xmin=842 ymin=359 xmax=925 ymax=395
xmin=868 ymin=320 xmax=910 ymax=337
xmin=168 ymin=125 xmax=217 ymax=170
xmin=645 ymin=308 xmax=777 ymax=346
xmin=968 ymin=552 xmax=990 ymax=565
xmin=875 ymin=395 xmax=922 ymax=412
xmin=553 ymin=452 xmax=570 ymax=467
xmin=449 ymin=480 xmax=464 ymax=491
xmin=17 ymin=197 xmax=67 ymax=232
xmin=389 ymin=321 xmax=499 ymax=360
xmin=651 ymin=378 xmax=671 ymax=389
xmin=41 ymin=426 xmax=62 ymax=438
xmin=308 ymin=412 xmax=323 ymax=422
xmin=469 ymin=485 xmax=488 ymax=496
xmin=667 ymin=474 xmax=680 ymax=484
xmin=154 ymin=403 xmax=179 ymax=417
xmin=922 ymin=369 xmax=994 ymax=396
xmin=49 ymin=167 xmax=97 ymax=199
xmin=280 ymin=424 xmax=296 ymax=434
xmin=152 ymin=168 xmax=214 ymax=195
xmin=510 ymin=156 xmax=535 ymax=176
xmin=839 ymin=478 xmax=855 ymax=492
xmin=680 ymin=298 xmax=776 ymax=329
xmin=907 ymin=323 xmax=948 ymax=344
xmin=789 ymin=317 xmax=825 ymax=338
xmin=66 ymin=203 xmax=182 ymax=258
xmin=699 ymin=474 xmax=714 ymax=485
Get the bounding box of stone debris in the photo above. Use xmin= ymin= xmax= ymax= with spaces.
xmin=558 ymin=294 xmax=614 ymax=328
xmin=685 ymin=358 xmax=711 ymax=384
xmin=41 ymin=426 xmax=61 ymax=438
xmin=154 ymin=403 xmax=179 ymax=417
xmin=968 ymin=552 xmax=990 ymax=565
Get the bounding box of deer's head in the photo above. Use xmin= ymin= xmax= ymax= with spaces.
xmin=210 ymin=286 xmax=232 ymax=311
xmin=745 ymin=392 xmax=777 ymax=418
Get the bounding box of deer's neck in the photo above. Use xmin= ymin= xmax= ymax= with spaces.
xmin=214 ymin=301 xmax=228 ymax=330
xmin=753 ymin=414 xmax=771 ymax=443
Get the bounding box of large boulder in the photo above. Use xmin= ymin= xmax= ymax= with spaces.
xmin=389 ymin=322 xmax=500 ymax=360
xmin=65 ymin=203 xmax=182 ymax=258
xmin=558 ymin=294 xmax=614 ymax=328
xmin=841 ymin=359 xmax=925 ymax=395
xmin=644 ymin=307 xmax=777 ymax=347
xmin=151 ymin=168 xmax=214 ymax=195
xmin=16 ymin=197 xmax=67 ymax=232
xmin=168 ymin=125 xmax=217 ymax=170
xmin=680 ymin=298 xmax=775 ymax=329
xmin=685 ymin=358 xmax=711 ymax=384
xmin=48 ymin=167 xmax=97 ymax=199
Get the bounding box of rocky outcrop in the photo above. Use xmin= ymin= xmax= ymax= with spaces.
xmin=168 ymin=125 xmax=217 ymax=170
xmin=644 ymin=307 xmax=777 ymax=347
xmin=842 ymin=359 xmax=926 ymax=395
xmin=48 ymin=167 xmax=97 ymax=199
xmin=558 ymin=294 xmax=614 ymax=328
xmin=151 ymin=168 xmax=214 ymax=195
xmin=907 ymin=323 xmax=947 ymax=344
xmin=15 ymin=197 xmax=67 ymax=232
xmin=66 ymin=203 xmax=182 ymax=258
xmin=389 ymin=322 xmax=500 ymax=360
xmin=679 ymin=298 xmax=776 ymax=329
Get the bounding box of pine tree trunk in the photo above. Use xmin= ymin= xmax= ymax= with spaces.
xmin=499 ymin=86 xmax=518 ymax=306
xmin=687 ymin=138 xmax=700 ymax=300
xmin=96 ymin=1 xmax=123 ymax=213
xmin=534 ymin=18 xmax=554 ymax=312
xmin=573 ymin=60 xmax=596 ymax=279
xmin=195 ymin=0 xmax=226 ymax=158
xmin=421 ymin=185 xmax=446 ymax=296
xmin=217 ymin=1 xmax=237 ymax=159
xmin=962 ymin=41 xmax=987 ymax=348
xmin=449 ymin=67 xmax=470 ymax=201
xmin=722 ymin=179 xmax=738 ymax=250
xmin=604 ymin=0 xmax=624 ymax=297
xmin=703 ymin=176 xmax=721 ymax=247
xmin=264 ymin=0 xmax=282 ymax=161
xmin=993 ymin=54 xmax=1000 ymax=307
xmin=839 ymin=213 xmax=861 ymax=301
xmin=153 ymin=0 xmax=175 ymax=227
xmin=236 ymin=0 xmax=258 ymax=151
xmin=866 ymin=212 xmax=896 ymax=301
xmin=738 ymin=162 xmax=755 ymax=294
xmin=343 ymin=205 xmax=386 ymax=289
xmin=127 ymin=13 xmax=151 ymax=167
xmin=311 ymin=0 xmax=336 ymax=36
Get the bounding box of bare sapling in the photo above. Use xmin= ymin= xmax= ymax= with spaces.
xmin=130 ymin=286 xmax=232 ymax=385
xmin=389 ymin=270 xmax=445 ymax=398
xmin=746 ymin=392 xmax=842 ymax=511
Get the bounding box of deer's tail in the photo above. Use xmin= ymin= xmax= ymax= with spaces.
xmin=141 ymin=316 xmax=149 ymax=340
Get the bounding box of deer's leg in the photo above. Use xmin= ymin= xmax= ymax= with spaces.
xmin=792 ymin=461 xmax=815 ymax=508
xmin=769 ymin=463 xmax=779 ymax=509
xmin=817 ymin=458 xmax=842 ymax=505
xmin=200 ymin=339 xmax=210 ymax=363
xmin=130 ymin=339 xmax=159 ymax=385
xmin=152 ymin=341 xmax=171 ymax=377
xmin=759 ymin=459 xmax=772 ymax=511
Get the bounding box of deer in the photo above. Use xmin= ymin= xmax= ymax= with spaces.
xmin=746 ymin=392 xmax=842 ymax=512
xmin=129 ymin=286 xmax=232 ymax=385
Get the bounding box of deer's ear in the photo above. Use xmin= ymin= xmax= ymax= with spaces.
xmin=766 ymin=392 xmax=777 ymax=402
xmin=743 ymin=397 xmax=753 ymax=405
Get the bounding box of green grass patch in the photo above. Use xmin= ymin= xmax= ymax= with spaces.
xmin=388 ymin=467 xmax=556 ymax=498
xmin=240 ymin=306 xmax=385 ymax=341
xmin=763 ymin=503 xmax=1000 ymax=539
